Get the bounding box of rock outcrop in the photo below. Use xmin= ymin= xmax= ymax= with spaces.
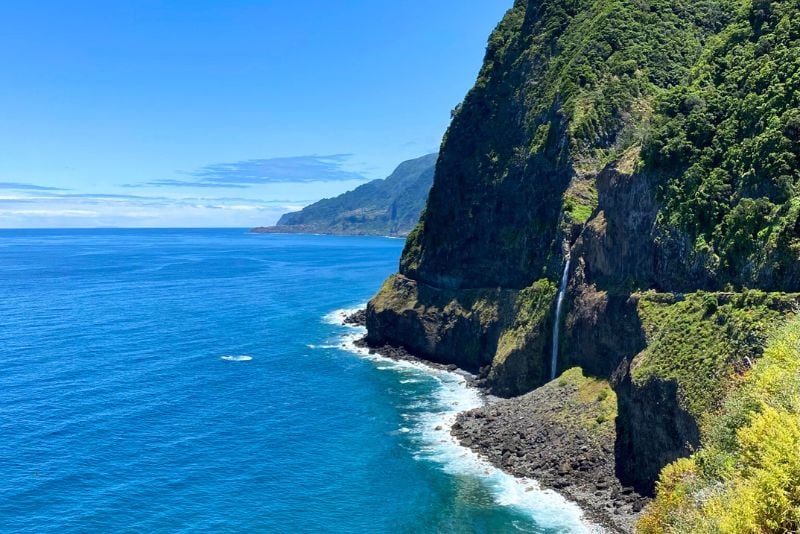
xmin=453 ymin=368 xmax=647 ymax=533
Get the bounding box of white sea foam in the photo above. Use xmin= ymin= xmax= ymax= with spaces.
xmin=220 ymin=355 xmax=253 ymax=362
xmin=411 ymin=371 xmax=595 ymax=532
xmin=327 ymin=307 xmax=602 ymax=532
xmin=322 ymin=305 xmax=367 ymax=326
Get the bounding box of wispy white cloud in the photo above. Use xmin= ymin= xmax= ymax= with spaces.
xmin=0 ymin=181 xmax=68 ymax=191
xmin=126 ymin=154 xmax=368 ymax=189
xmin=0 ymin=209 xmax=97 ymax=217
xmin=131 ymin=180 xmax=252 ymax=189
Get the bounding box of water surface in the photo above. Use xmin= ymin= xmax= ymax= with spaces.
xmin=0 ymin=229 xmax=588 ymax=533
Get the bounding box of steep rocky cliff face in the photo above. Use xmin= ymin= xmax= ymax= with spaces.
xmin=367 ymin=0 xmax=800 ymax=510
xmin=400 ymin=0 xmax=731 ymax=290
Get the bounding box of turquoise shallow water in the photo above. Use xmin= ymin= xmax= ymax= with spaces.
xmin=0 ymin=229 xmax=588 ymax=533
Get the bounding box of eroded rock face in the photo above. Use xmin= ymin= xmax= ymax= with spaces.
xmin=614 ymin=372 xmax=700 ymax=496
xmin=365 ymin=274 xmax=514 ymax=372
xmin=366 ymin=274 xmax=556 ymax=396
xmin=573 ymin=163 xmax=659 ymax=294
xmin=561 ymin=278 xmax=645 ymax=380
xmin=485 ymin=323 xmax=551 ymax=398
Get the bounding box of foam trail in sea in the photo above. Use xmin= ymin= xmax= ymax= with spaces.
xmin=324 ymin=306 xmax=600 ymax=533
xmin=220 ymin=355 xmax=253 ymax=362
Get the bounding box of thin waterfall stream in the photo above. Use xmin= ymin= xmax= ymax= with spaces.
xmin=550 ymin=255 xmax=571 ymax=381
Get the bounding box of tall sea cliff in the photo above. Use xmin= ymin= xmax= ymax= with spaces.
xmin=365 ymin=0 xmax=800 ymax=531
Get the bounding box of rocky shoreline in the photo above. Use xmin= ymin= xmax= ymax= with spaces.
xmin=452 ymin=381 xmax=647 ymax=533
xmin=352 ymin=338 xmax=467 ymax=376
xmin=344 ymin=310 xmax=643 ymax=533
xmin=342 ymin=308 xmax=367 ymax=327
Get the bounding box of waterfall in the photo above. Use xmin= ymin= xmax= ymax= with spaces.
xmin=550 ymin=255 xmax=571 ymax=381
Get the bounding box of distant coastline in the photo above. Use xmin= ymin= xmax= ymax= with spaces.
xmin=251 ymin=154 xmax=436 ymax=238
xmin=251 ymin=225 xmax=410 ymax=238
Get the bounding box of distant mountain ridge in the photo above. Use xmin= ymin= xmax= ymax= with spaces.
xmin=253 ymin=153 xmax=437 ymax=236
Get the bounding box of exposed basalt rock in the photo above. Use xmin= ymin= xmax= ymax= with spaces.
xmin=343 ymin=309 xmax=367 ymax=327
xmin=484 ymin=322 xmax=550 ymax=398
xmin=366 ymin=274 xmax=556 ymax=396
xmin=353 ymin=338 xmax=462 ymax=374
xmin=366 ymin=274 xmax=514 ymax=372
xmin=560 ymin=263 xmax=647 ymax=379
xmin=614 ymin=371 xmax=700 ymax=496
xmin=572 ymin=160 xmax=659 ymax=294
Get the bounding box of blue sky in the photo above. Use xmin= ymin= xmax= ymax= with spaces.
xmin=0 ymin=0 xmax=510 ymax=228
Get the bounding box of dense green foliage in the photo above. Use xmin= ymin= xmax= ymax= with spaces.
xmin=262 ymin=153 xmax=436 ymax=236
xmin=372 ymin=1 xmax=800 ymax=527
xmin=639 ymin=317 xmax=800 ymax=533
xmin=633 ymin=290 xmax=798 ymax=418
xmin=514 ymin=279 xmax=558 ymax=329
xmin=482 ymin=0 xmax=732 ymax=163
xmin=405 ymin=0 xmax=733 ymax=289
xmin=645 ymin=0 xmax=800 ymax=287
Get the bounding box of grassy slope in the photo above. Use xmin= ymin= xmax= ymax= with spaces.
xmin=633 ymin=290 xmax=799 ymax=419
xmin=553 ymin=367 xmax=618 ymax=438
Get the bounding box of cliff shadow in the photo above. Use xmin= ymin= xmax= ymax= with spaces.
xmin=613 ymin=371 xmax=700 ymax=496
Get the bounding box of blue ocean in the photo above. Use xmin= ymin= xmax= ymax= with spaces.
xmin=0 ymin=229 xmax=590 ymax=533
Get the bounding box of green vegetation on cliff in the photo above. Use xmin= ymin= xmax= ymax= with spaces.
xmin=644 ymin=0 xmax=800 ymax=289
xmin=633 ymin=290 xmax=799 ymax=418
xmin=563 ymin=180 xmax=598 ymax=225
xmin=400 ymin=0 xmax=800 ymax=292
xmin=489 ymin=279 xmax=557 ymax=396
xmin=554 ymin=367 xmax=617 ymax=435
xmin=404 ymin=0 xmax=732 ymax=290
xmin=481 ymin=0 xmax=732 ymax=162
xmin=639 ymin=318 xmax=800 ymax=533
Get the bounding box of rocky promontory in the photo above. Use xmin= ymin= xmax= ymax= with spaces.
xmin=452 ymin=367 xmax=646 ymax=533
